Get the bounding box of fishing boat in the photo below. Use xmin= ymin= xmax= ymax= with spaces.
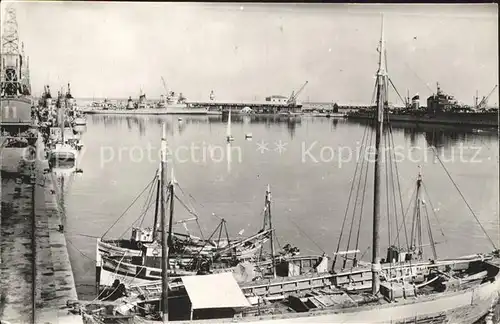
xmin=72 ymin=89 xmax=87 ymax=126
xmin=77 ymin=16 xmax=500 ymax=324
xmin=226 ymin=108 xmax=234 ymax=142
xmin=94 ymin=128 xmax=277 ymax=292
xmin=95 ymin=169 xmax=272 ymax=262
xmin=47 ymin=94 xmax=79 ymax=168
xmin=73 ymin=115 xmax=86 ymax=126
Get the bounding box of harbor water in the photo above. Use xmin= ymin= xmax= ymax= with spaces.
xmin=63 ymin=113 xmax=499 ymax=300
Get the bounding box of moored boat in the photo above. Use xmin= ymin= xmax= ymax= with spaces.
xmin=94 ymin=130 xmax=277 ymax=293
xmin=76 ymin=16 xmax=500 ymax=324
xmin=47 ymin=91 xmax=80 ymax=169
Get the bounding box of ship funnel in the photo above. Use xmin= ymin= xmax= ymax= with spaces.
xmin=411 ymin=93 xmax=420 ymax=109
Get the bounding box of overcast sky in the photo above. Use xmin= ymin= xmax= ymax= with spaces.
xmin=2 ymin=2 xmax=498 ymax=105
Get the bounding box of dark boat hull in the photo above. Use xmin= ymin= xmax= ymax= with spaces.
xmin=347 ymin=111 xmax=499 ymax=127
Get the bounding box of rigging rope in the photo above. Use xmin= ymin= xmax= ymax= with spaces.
xmin=174 ymin=183 xmax=207 ymax=240
xmin=333 ymin=122 xmax=370 ymax=268
xmin=388 ymin=126 xmax=410 ymax=250
xmin=73 ymin=233 xmax=100 ymax=239
xmin=430 ymin=146 xmax=497 ymax=250
xmin=287 ymin=217 xmax=325 ymax=254
xmin=66 ymin=237 xmax=96 ymax=262
xmin=422 ymin=183 xmax=447 ymax=241
xmin=91 ymin=251 xmax=129 ymax=302
xmin=346 ymin=134 xmax=368 ymax=257
xmin=424 ymin=202 xmax=438 ymax=259
xmin=176 ymin=182 xmax=204 ymax=213
xmin=100 ymin=174 xmax=157 ymax=240
xmin=387 ymin=127 xmax=403 ymax=250
xmin=388 ymin=77 xmax=409 ymax=105
xmin=138 ymin=174 xmax=158 ymax=228
xmin=353 ymin=128 xmax=373 ymax=262
xmin=174 ymin=193 xmax=200 ymax=219
xmin=384 ymin=130 xmax=392 ymax=248
xmin=392 ymin=185 xmax=417 ymax=248
xmin=118 ymin=198 xmax=157 ymax=240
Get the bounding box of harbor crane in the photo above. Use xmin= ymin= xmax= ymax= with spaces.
xmin=476 ymin=85 xmax=497 ymax=110
xmin=287 ymin=81 xmax=308 ymax=105
xmin=160 ymin=76 xmax=168 ymax=94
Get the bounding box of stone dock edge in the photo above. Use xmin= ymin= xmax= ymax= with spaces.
xmin=34 ymin=141 xmax=83 ymax=324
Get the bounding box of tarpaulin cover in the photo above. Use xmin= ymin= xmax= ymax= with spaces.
xmin=181 ymin=272 xmax=250 ymax=310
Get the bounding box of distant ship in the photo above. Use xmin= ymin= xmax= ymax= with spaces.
xmin=347 ymin=83 xmax=499 ymax=127
xmin=83 ymin=79 xmax=211 ymax=115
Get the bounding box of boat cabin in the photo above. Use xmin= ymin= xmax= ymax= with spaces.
xmin=131 ymin=227 xmax=154 ymax=243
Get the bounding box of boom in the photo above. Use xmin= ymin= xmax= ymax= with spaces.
xmin=287 ymin=81 xmax=308 ymax=105
xmin=160 ymin=77 xmax=168 ymax=94
xmin=477 ymin=84 xmax=498 ymax=109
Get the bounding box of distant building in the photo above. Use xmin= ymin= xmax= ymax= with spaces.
xmin=265 ymin=95 xmax=288 ymax=104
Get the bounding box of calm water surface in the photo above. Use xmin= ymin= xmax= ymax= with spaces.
xmin=62 ymin=114 xmax=499 ymax=299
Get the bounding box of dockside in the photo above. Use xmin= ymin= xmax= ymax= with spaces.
xmin=1 ymin=136 xmax=83 ymax=323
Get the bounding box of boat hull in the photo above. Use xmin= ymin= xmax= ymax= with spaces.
xmin=98 ymin=259 xmax=198 ymax=289
xmin=48 ymin=151 xmax=76 ymax=161
xmin=1 ymin=96 xmax=34 ymax=126
xmin=0 ymin=144 xmax=35 ymax=174
xmin=347 ymin=111 xmax=499 ymax=127
xmin=83 ymin=271 xmax=500 ymax=324
xmin=73 ymin=117 xmax=87 ymax=126
xmin=233 ymin=275 xmax=500 ymax=324
xmin=96 ymin=247 xmax=266 ymax=289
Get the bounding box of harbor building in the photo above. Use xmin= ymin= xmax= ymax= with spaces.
xmin=265 ymin=95 xmax=288 ymax=104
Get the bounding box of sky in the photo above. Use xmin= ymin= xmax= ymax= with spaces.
xmin=2 ymin=2 xmax=498 ymax=105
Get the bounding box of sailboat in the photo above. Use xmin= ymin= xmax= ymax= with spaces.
xmin=77 ymin=16 xmax=500 ymax=323
xmin=226 ymin=108 xmax=234 ymax=142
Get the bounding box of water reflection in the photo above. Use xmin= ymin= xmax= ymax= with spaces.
xmin=350 ymin=119 xmax=498 ymax=150
xmin=226 ymin=142 xmax=232 ymax=174
xmin=178 ymin=119 xmax=186 ymax=135
xmin=68 ymin=113 xmax=498 ymax=300
xmin=89 ymin=114 xmax=307 ymax=139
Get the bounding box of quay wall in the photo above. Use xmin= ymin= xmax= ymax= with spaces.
xmin=0 ymin=134 xmax=82 ymax=324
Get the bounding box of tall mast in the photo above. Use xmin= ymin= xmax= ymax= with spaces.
xmin=266 ymin=185 xmax=276 ymax=278
xmin=227 ymin=108 xmax=232 ymax=138
xmin=371 ymin=15 xmax=386 ymax=296
xmin=160 ymin=124 xmax=168 ymax=322
xmin=152 ymin=172 xmax=161 ymax=241
xmin=60 ymin=96 xmax=65 ymax=143
xmin=167 ymin=168 xmax=175 ymax=266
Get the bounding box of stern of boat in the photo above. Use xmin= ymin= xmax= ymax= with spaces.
xmin=95 ymin=238 xmax=101 ymax=295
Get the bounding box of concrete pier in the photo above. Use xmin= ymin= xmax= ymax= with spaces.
xmin=0 ymin=137 xmax=82 ymax=323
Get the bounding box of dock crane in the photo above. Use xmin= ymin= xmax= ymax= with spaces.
xmin=161 ymin=77 xmax=168 ymax=95
xmin=476 ymin=85 xmax=497 ymax=110
xmin=160 ymin=76 xmax=169 ymax=105
xmin=287 ymin=81 xmax=308 ymax=105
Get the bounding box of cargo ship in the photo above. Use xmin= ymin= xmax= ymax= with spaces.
xmin=347 ymin=83 xmax=499 ymax=128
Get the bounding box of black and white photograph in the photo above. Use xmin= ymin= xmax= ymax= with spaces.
xmin=0 ymin=2 xmax=499 ymax=324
